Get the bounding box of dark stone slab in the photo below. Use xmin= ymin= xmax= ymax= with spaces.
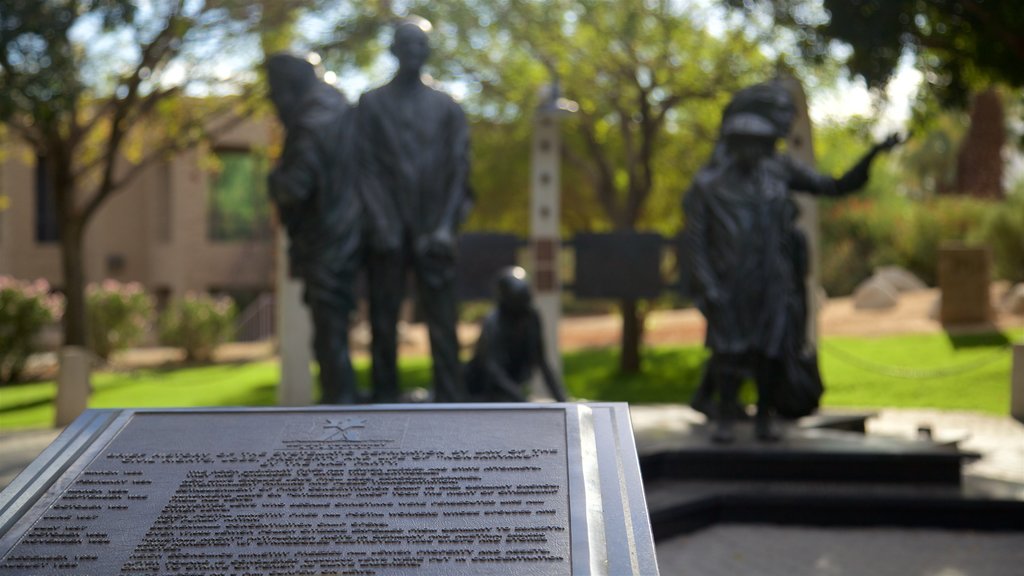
xmin=639 ymin=425 xmax=978 ymax=485
xmin=645 ymin=478 xmax=1024 ymax=537
xmin=797 ymin=411 xmax=876 ymax=434
xmin=0 ymin=404 xmax=656 ymax=576
xmin=572 ymin=233 xmax=664 ymax=300
xmin=457 ymin=233 xmax=522 ymax=301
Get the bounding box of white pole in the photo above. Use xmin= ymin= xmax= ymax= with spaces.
xmin=530 ymin=97 xmax=567 ymax=398
xmin=55 ymin=346 xmax=91 ymax=427
xmin=276 ymin=231 xmax=313 ymax=405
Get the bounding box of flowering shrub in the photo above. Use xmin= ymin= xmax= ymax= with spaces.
xmin=159 ymin=293 xmax=236 ymax=362
xmin=86 ymin=280 xmax=154 ymax=359
xmin=0 ymin=276 xmax=64 ymax=383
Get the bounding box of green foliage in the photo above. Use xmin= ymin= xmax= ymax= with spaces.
xmin=207 ymin=150 xmax=272 ymax=241
xmin=159 ymin=293 xmax=238 ymax=362
xmin=86 ymin=281 xmax=154 ymax=360
xmin=0 ymin=277 xmax=63 ymax=384
xmin=819 ymin=195 xmax=1021 ymax=295
xmin=731 ymin=0 xmax=1024 ymax=108
xmin=980 ymin=192 xmax=1024 ymax=283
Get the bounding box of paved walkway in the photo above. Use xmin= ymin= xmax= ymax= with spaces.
xmin=656 ymin=524 xmax=1024 ymax=576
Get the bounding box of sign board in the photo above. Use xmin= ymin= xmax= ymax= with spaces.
xmin=0 ymin=404 xmax=656 ymax=575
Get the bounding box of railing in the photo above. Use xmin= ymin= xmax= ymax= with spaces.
xmin=235 ymin=292 xmax=275 ymax=342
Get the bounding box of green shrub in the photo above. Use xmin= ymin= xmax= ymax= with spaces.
xmin=980 ymin=193 xmax=1024 ymax=283
xmin=87 ymin=280 xmax=154 ymax=359
xmin=820 ymin=195 xmax=1018 ymax=295
xmin=159 ymin=293 xmax=237 ymax=362
xmin=0 ymin=277 xmax=63 ymax=383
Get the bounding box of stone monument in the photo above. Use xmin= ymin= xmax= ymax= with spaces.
xmin=266 ymin=53 xmax=362 ymax=404
xmin=0 ymin=404 xmax=658 ymax=575
xmin=937 ymin=243 xmax=992 ymax=324
xmin=681 ymin=79 xmax=902 ymax=443
xmin=357 ymin=17 xmax=473 ymax=403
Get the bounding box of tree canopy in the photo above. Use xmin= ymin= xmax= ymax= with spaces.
xmin=728 ymin=0 xmax=1024 ymax=109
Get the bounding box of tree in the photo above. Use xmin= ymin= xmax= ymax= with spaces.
xmin=728 ymin=0 xmax=1022 ymax=198
xmin=728 ymin=0 xmax=1023 ymax=105
xmin=0 ymin=0 xmax=279 ymax=412
xmin=324 ymin=1 xmax=770 ymax=373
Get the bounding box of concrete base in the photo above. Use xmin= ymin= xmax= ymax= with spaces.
xmin=1012 ymin=344 xmax=1024 ymax=422
xmin=55 ymin=346 xmax=91 ymax=427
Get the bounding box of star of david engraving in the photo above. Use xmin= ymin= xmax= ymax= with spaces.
xmin=322 ymin=417 xmax=367 ymax=441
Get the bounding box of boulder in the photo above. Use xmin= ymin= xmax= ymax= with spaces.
xmin=853 ymin=276 xmax=900 ymax=310
xmin=875 ymin=266 xmax=927 ymax=293
xmin=1004 ymin=283 xmax=1024 ymax=315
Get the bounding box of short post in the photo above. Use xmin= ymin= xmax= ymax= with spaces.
xmin=1012 ymin=343 xmax=1024 ymax=422
xmin=55 ymin=346 xmax=91 ymax=427
xmin=529 ymin=85 xmax=575 ymax=397
xmin=276 ymin=231 xmax=314 ymax=406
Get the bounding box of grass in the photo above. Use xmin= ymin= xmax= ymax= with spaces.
xmin=1 ymin=329 xmax=1020 ymax=431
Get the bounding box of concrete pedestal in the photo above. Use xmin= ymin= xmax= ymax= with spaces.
xmin=55 ymin=346 xmax=91 ymax=427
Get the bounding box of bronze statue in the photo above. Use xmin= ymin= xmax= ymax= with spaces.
xmin=465 ymin=268 xmax=568 ymax=403
xmin=356 ymin=17 xmax=473 ymax=403
xmin=682 ymin=80 xmax=901 ymax=443
xmin=266 ymin=53 xmax=362 ymax=404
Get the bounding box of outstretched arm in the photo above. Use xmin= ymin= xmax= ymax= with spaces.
xmin=788 ymin=132 xmax=905 ymax=196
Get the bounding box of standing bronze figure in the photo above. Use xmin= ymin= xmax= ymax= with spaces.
xmin=357 ymin=18 xmax=473 ymax=402
xmin=682 ymin=81 xmax=900 ymax=442
xmin=266 ymin=54 xmax=362 ymax=404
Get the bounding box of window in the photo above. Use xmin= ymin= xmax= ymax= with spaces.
xmin=207 ymin=149 xmax=271 ymax=241
xmin=36 ymin=155 xmax=59 ymax=243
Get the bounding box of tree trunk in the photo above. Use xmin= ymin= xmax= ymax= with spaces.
xmin=619 ymin=298 xmax=644 ymax=374
xmin=956 ymin=88 xmax=1005 ymax=199
xmin=59 ymin=220 xmax=87 ymax=348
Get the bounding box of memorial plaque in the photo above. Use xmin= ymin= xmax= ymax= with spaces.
xmin=573 ymin=233 xmax=664 ymax=300
xmin=0 ymin=404 xmax=657 ymax=575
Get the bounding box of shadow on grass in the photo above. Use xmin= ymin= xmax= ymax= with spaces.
xmin=218 ymin=382 xmax=278 ymax=407
xmin=564 ymin=346 xmax=708 ymax=403
xmin=944 ymin=328 xmax=1012 ymax=350
xmin=0 ymin=397 xmax=52 ymax=414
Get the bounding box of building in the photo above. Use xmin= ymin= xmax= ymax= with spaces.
xmin=0 ymin=119 xmax=276 ymax=313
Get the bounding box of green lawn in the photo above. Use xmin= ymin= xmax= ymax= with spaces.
xmin=1 ymin=329 xmax=1019 ymax=431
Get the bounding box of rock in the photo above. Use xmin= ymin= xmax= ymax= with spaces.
xmin=875 ymin=266 xmax=927 ymax=293
xmin=1004 ymin=283 xmax=1024 ymax=315
xmin=853 ymin=276 xmax=900 ymax=310
xmin=928 ymin=295 xmax=941 ymax=320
